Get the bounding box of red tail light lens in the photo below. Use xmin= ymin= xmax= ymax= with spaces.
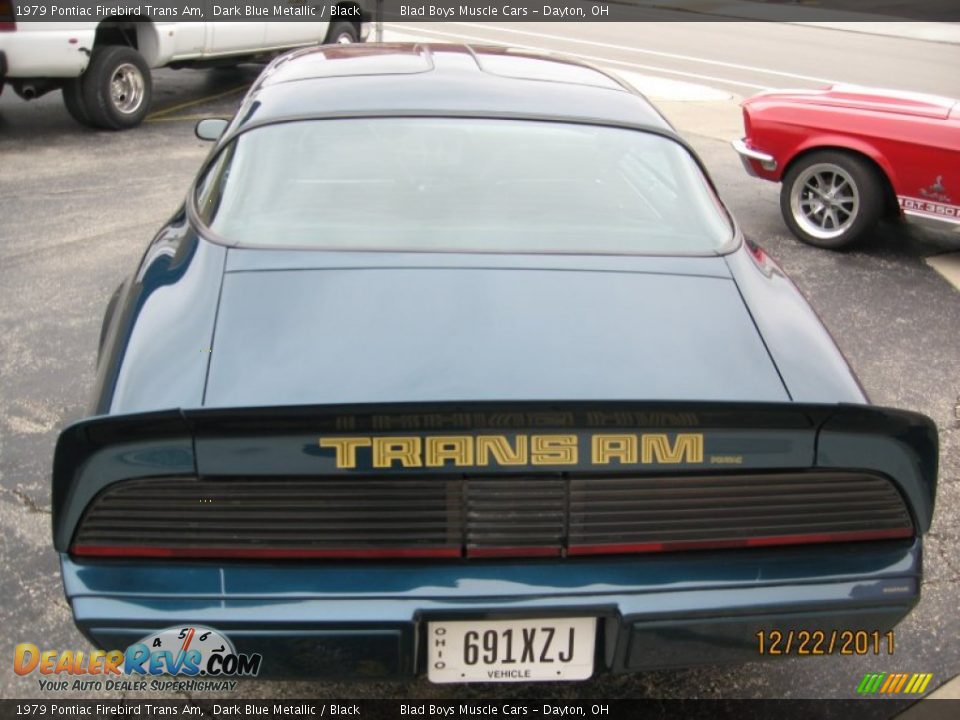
xmin=567 ymin=527 xmax=914 ymax=556
xmin=69 ymin=472 xmax=914 ymax=561
xmin=70 ymin=545 xmax=462 ymax=560
xmin=0 ymin=0 xmax=16 ymax=31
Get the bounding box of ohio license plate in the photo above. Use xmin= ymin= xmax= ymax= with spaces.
xmin=427 ymin=618 xmax=596 ymax=683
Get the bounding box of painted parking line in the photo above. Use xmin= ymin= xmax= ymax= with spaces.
xmin=383 ymin=23 xmax=772 ymax=90
xmin=146 ymin=85 xmax=248 ymax=122
xmin=926 ymin=253 xmax=960 ymax=292
xmin=384 ymin=28 xmax=732 ymax=101
xmin=447 ymin=22 xmax=843 ymax=84
xmin=146 ymin=113 xmax=232 ymax=123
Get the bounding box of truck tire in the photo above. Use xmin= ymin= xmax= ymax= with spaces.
xmin=325 ymin=22 xmax=359 ymax=44
xmin=80 ymin=45 xmax=152 ymax=130
xmin=62 ymin=78 xmax=93 ymax=127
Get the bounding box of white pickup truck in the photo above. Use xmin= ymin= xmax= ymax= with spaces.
xmin=0 ymin=2 xmax=377 ymax=129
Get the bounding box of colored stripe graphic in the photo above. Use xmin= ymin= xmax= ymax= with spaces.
xmin=880 ymin=674 xmax=898 ymax=693
xmin=857 ymin=673 xmax=883 ymax=694
xmin=857 ymin=673 xmax=933 ymax=694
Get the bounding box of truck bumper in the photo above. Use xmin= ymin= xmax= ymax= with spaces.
xmin=1 ymin=25 xmax=95 ymax=78
xmin=62 ymin=540 xmax=921 ymax=679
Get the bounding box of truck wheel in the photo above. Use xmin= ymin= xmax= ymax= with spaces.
xmin=325 ymin=22 xmax=359 ymax=44
xmin=80 ymin=45 xmax=152 ymax=130
xmin=62 ymin=78 xmax=94 ymax=127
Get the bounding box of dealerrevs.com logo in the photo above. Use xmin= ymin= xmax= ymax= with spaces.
xmin=15 ymin=626 xmax=261 ymax=692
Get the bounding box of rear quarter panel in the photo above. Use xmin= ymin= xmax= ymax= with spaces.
xmin=724 ymin=243 xmax=866 ymax=405
xmin=92 ymin=214 xmax=226 ymax=416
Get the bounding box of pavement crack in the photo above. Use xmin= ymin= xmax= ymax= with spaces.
xmin=5 ymin=487 xmax=52 ymax=515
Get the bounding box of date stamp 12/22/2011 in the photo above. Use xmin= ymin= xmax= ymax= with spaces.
xmin=756 ymin=629 xmax=895 ymax=656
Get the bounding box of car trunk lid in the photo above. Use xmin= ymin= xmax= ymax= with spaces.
xmin=202 ymin=265 xmax=788 ymax=407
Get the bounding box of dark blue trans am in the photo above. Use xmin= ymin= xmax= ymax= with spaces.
xmin=53 ymin=44 xmax=938 ymax=682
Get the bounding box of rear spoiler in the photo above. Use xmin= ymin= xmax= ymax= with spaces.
xmin=52 ymin=401 xmax=938 ymax=551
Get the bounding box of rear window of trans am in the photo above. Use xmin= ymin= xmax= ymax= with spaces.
xmin=194 ymin=117 xmax=734 ymax=255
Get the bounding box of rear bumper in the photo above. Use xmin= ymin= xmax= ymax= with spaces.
xmin=62 ymin=540 xmax=922 ymax=679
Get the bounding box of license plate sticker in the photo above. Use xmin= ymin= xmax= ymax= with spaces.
xmin=427 ymin=618 xmax=596 ymax=683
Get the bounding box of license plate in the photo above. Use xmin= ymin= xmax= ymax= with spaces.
xmin=427 ymin=618 xmax=596 ymax=683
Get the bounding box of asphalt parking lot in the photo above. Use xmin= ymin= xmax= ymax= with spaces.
xmin=1 ymin=31 xmax=959 ymax=703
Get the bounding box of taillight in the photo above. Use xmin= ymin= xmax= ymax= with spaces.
xmin=745 ymin=239 xmax=784 ymax=277
xmin=69 ymin=472 xmax=915 ymax=561
xmin=0 ymin=0 xmax=15 ymax=31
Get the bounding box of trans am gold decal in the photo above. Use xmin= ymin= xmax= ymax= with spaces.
xmin=319 ymin=433 xmax=704 ymax=469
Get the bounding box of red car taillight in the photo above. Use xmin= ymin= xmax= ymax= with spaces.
xmin=0 ymin=0 xmax=15 ymax=31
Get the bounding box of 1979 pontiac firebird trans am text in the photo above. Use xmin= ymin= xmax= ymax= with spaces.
xmin=52 ymin=43 xmax=938 ymax=683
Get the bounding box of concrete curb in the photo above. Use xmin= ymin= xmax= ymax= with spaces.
xmin=925 ymin=673 xmax=960 ymax=699
xmin=927 ymin=254 xmax=960 ymax=293
xmin=895 ymin=673 xmax=960 ymax=718
xmin=789 ymin=21 xmax=960 ymax=45
xmin=639 ymin=1 xmax=960 ymax=44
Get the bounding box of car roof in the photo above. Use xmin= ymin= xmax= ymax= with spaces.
xmin=234 ymin=43 xmax=675 ymax=133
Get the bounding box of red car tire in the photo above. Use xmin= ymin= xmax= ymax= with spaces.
xmin=780 ymin=150 xmax=885 ymax=249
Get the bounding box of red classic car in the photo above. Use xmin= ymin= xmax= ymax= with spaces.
xmin=733 ymin=85 xmax=960 ymax=248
